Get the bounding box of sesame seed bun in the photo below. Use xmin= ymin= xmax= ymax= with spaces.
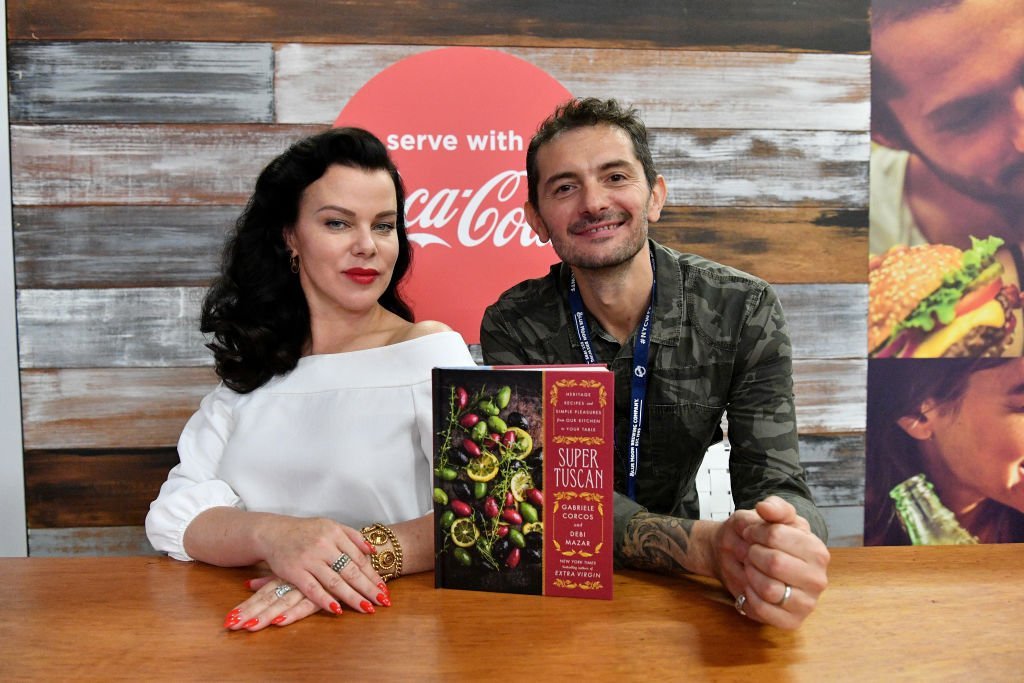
xmin=868 ymin=243 xmax=963 ymax=352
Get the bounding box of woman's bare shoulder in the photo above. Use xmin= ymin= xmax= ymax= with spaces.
xmin=395 ymin=319 xmax=454 ymax=343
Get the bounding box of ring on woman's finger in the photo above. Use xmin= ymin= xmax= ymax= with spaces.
xmin=274 ymin=583 xmax=294 ymax=599
xmin=331 ymin=553 xmax=352 ymax=573
xmin=773 ymin=584 xmax=793 ymax=608
xmin=734 ymin=593 xmax=748 ymax=616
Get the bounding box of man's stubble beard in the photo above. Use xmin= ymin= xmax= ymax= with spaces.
xmin=915 ymin=144 xmax=1024 ymax=215
xmin=550 ymin=209 xmax=651 ymax=273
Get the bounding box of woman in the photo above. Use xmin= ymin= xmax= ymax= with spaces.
xmin=146 ymin=128 xmax=475 ymax=631
xmin=865 ymin=357 xmax=1024 ymax=545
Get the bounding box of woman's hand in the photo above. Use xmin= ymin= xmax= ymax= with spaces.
xmin=224 ymin=575 xmax=322 ymax=630
xmin=224 ymin=516 xmax=390 ymax=630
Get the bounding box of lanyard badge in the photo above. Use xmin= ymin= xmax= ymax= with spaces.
xmin=567 ymin=250 xmax=655 ymax=500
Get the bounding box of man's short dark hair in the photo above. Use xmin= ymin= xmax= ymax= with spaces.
xmin=870 ymin=0 xmax=965 ymax=146
xmin=525 ymin=98 xmax=658 ymax=207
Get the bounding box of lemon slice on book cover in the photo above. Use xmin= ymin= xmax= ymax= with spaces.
xmin=507 ymin=427 xmax=533 ymax=459
xmin=450 ymin=518 xmax=479 ymax=548
xmin=466 ymin=453 xmax=499 ymax=482
xmin=510 ymin=470 xmax=534 ymax=501
xmin=523 ymin=522 xmax=543 ymax=535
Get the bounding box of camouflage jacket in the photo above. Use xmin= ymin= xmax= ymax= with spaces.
xmin=480 ymin=240 xmax=827 ymax=552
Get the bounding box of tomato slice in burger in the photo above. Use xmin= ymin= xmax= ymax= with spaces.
xmin=954 ymin=278 xmax=1002 ymax=317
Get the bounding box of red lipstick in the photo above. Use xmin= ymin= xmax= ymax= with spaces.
xmin=343 ymin=268 xmax=379 ymax=285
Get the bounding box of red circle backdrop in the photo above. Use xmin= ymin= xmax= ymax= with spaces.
xmin=335 ymin=47 xmax=573 ymax=343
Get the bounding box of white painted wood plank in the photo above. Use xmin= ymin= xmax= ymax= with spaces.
xmin=776 ymin=283 xmax=866 ymax=359
xmin=794 ymin=359 xmax=866 ymax=433
xmin=10 ymin=123 xmax=323 ymax=206
xmin=8 ymin=42 xmax=274 ymax=123
xmin=275 ymin=45 xmax=869 ymax=132
xmin=16 ymin=285 xmax=865 ymax=367
xmin=17 ymin=287 xmax=209 ymax=368
xmin=28 ymin=526 xmax=158 ymax=557
xmin=20 ymin=367 xmax=216 ymax=450
xmin=654 ymin=129 xmax=868 ymax=207
xmin=20 ymin=361 xmax=863 ymax=451
xmin=14 ymin=205 xmax=235 ymax=288
xmin=820 ymin=505 xmax=864 ymax=547
xmin=10 ymin=124 xmax=866 ymax=207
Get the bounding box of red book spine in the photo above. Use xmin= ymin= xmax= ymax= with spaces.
xmin=543 ymin=370 xmax=614 ymax=600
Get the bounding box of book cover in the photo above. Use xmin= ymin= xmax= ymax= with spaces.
xmin=432 ymin=365 xmax=614 ymax=599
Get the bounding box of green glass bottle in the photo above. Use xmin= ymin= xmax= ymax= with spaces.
xmin=889 ymin=474 xmax=979 ymax=545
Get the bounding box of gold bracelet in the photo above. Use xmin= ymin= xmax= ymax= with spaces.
xmin=361 ymin=523 xmax=403 ymax=582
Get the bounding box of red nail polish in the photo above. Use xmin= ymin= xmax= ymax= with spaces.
xmin=244 ymin=579 xmax=254 ymax=590
xmin=224 ymin=616 xmax=240 ymax=628
xmin=377 ymin=593 xmax=391 ymax=607
xmin=378 ymin=581 xmax=389 ymax=593
xmin=271 ymin=615 xmax=286 ymax=625
xmin=242 ymin=618 xmax=259 ymax=628
xmin=364 ymin=540 xmax=377 ymax=554
xmin=360 ymin=600 xmax=376 ymax=614
xmin=227 ymin=608 xmax=241 ymax=618
xmin=330 ymin=602 xmax=343 ymax=615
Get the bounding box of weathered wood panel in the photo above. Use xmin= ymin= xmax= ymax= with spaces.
xmin=793 ymin=359 xmax=866 ymax=433
xmin=777 ymin=285 xmax=866 ymax=360
xmin=14 ymin=206 xmax=865 ymax=289
xmin=20 ymin=367 xmax=217 ymax=450
xmin=652 ymin=208 xmax=867 ymax=285
xmin=27 ymin=526 xmax=159 ymax=557
xmin=652 ymin=129 xmax=868 ymax=207
xmin=13 ymin=206 xmax=235 ymax=289
xmin=10 ymin=124 xmax=867 ymax=208
xmin=799 ymin=434 xmax=865 ymax=507
xmin=6 ymin=0 xmax=872 ymax=557
xmin=24 ymin=449 xmax=179 ymax=527
xmin=275 ymin=44 xmax=869 ymax=131
xmin=8 ymin=42 xmax=274 ymax=123
xmin=17 ymin=288 xmax=208 ymax=368
xmin=15 ymin=284 xmax=864 ymax=368
xmin=820 ymin=505 xmax=863 ymax=547
xmin=24 ymin=436 xmax=862 ymax=530
xmin=10 ymin=124 xmax=323 ymax=206
xmin=20 ymin=360 xmax=864 ymax=452
xmin=8 ymin=1 xmax=871 ymax=52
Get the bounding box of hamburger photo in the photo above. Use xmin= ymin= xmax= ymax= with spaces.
xmin=869 ymin=236 xmax=1022 ymax=358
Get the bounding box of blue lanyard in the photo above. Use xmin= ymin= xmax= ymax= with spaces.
xmin=567 ymin=251 xmax=655 ymax=500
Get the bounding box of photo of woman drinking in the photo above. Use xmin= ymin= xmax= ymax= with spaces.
xmin=865 ymin=358 xmax=1024 ymax=545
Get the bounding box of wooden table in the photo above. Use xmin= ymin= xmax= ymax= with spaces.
xmin=1 ymin=545 xmax=1020 ymax=680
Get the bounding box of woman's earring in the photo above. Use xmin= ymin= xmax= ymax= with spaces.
xmin=290 ymin=253 xmax=300 ymax=274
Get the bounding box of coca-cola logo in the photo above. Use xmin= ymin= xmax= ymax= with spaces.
xmin=406 ymin=170 xmax=543 ymax=249
xmin=335 ymin=47 xmax=572 ymax=342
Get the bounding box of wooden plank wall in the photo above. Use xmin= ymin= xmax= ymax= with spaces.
xmin=7 ymin=1 xmax=870 ymax=554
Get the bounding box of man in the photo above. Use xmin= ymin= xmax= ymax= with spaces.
xmin=870 ymin=0 xmax=1024 ymax=261
xmin=480 ymin=98 xmax=829 ymax=630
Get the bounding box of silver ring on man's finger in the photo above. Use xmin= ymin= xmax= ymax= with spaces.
xmin=734 ymin=593 xmax=747 ymax=616
xmin=274 ymin=583 xmax=294 ymax=599
xmin=331 ymin=553 xmax=352 ymax=573
xmin=773 ymin=584 xmax=793 ymax=607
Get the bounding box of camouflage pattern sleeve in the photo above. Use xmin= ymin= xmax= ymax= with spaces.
xmin=479 ymin=304 xmax=530 ymax=365
xmin=727 ymin=283 xmax=828 ymax=542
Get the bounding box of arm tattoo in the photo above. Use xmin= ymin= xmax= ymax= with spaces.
xmin=620 ymin=512 xmax=696 ymax=574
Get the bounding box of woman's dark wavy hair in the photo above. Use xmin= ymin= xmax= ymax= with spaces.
xmin=201 ymin=127 xmax=413 ymax=394
xmin=864 ymin=357 xmax=1023 ymax=545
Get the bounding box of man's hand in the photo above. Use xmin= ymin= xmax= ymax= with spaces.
xmin=717 ymin=496 xmax=830 ymax=630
